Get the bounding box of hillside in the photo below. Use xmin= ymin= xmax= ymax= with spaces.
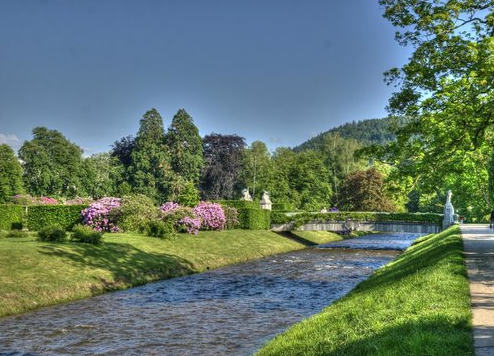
xmin=295 ymin=117 xmax=395 ymax=151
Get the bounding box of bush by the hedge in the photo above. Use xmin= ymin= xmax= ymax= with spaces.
xmin=27 ymin=205 xmax=87 ymax=231
xmin=237 ymin=208 xmax=271 ymax=230
xmin=71 ymin=224 xmax=104 ymax=244
xmin=0 ymin=205 xmax=24 ymax=230
xmin=37 ymin=225 xmax=67 ymax=243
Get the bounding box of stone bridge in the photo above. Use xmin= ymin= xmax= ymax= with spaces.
xmin=271 ymin=220 xmax=441 ymax=234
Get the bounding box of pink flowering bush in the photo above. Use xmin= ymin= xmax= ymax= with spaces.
xmin=35 ymin=196 xmax=59 ymax=205
xmin=159 ymin=202 xmax=200 ymax=235
xmin=81 ymin=197 xmax=122 ymax=232
xmin=193 ymin=202 xmax=226 ymax=231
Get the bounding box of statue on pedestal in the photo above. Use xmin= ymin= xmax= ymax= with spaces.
xmin=260 ymin=191 xmax=272 ymax=210
xmin=240 ymin=188 xmax=252 ymax=201
xmin=443 ymin=190 xmax=456 ymax=229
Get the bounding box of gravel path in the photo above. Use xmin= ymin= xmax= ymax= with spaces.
xmin=461 ymin=224 xmax=494 ymax=356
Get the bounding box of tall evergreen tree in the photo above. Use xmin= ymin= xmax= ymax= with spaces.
xmin=0 ymin=144 xmax=24 ymax=203
xmin=165 ymin=109 xmax=204 ymax=185
xmin=128 ymin=108 xmax=171 ymax=202
xmin=19 ymin=127 xmax=84 ymax=197
xmin=201 ymin=133 xmax=246 ymax=200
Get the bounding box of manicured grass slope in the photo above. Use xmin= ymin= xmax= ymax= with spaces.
xmin=255 ymin=226 xmax=474 ymax=356
xmin=290 ymin=231 xmax=343 ymax=245
xmin=0 ymin=230 xmax=304 ymax=318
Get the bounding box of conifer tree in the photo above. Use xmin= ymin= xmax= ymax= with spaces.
xmin=128 ymin=108 xmax=171 ymax=202
xmin=165 ymin=109 xmax=204 ymax=185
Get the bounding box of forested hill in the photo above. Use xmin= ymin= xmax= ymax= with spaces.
xmin=295 ymin=117 xmax=395 ymax=151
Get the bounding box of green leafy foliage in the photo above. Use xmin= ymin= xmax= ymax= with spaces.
xmin=71 ymin=224 xmax=104 ymax=244
xmin=19 ymin=127 xmax=85 ymax=198
xmin=37 ymin=225 xmax=67 ymax=243
xmin=0 ymin=205 xmax=24 ymax=230
xmin=339 ymin=168 xmax=397 ymax=212
xmin=237 ymin=208 xmax=271 ymax=230
xmin=5 ymin=229 xmax=28 ymax=238
xmin=215 ymin=200 xmax=259 ymax=210
xmin=27 ymin=205 xmax=87 ymax=231
xmin=142 ymin=219 xmax=175 ymax=239
xmin=117 ymin=195 xmax=158 ymax=232
xmin=201 ymin=134 xmax=246 ymax=200
xmin=223 ymin=207 xmax=240 ymax=229
xmin=0 ymin=144 xmax=24 ymax=203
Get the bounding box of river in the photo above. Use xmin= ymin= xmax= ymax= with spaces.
xmin=0 ymin=232 xmax=422 ymax=356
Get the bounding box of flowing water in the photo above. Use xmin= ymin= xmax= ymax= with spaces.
xmin=0 ymin=233 xmax=422 ymax=356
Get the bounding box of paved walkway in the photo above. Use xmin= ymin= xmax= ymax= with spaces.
xmin=461 ymin=224 xmax=494 ymax=356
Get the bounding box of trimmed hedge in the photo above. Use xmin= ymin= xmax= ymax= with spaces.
xmin=237 ymin=208 xmax=271 ymax=230
xmin=27 ymin=205 xmax=87 ymax=231
xmin=0 ymin=205 xmax=24 ymax=230
xmin=215 ymin=200 xmax=259 ymax=210
xmin=271 ymin=202 xmax=295 ymax=211
xmin=271 ymin=211 xmax=443 ymax=227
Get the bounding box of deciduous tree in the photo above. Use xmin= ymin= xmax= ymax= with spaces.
xmin=0 ymin=144 xmax=24 ymax=202
xmin=201 ymin=133 xmax=246 ymax=200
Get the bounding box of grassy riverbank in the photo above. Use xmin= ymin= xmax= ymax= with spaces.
xmin=0 ymin=229 xmax=315 ymax=318
xmin=255 ymin=226 xmax=474 ymax=356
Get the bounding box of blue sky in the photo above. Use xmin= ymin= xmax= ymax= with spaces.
xmin=0 ymin=0 xmax=410 ymax=155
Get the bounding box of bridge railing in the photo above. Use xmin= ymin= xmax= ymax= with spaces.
xmin=270 ymin=211 xmax=444 ymax=233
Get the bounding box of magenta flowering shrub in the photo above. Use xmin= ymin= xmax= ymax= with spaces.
xmin=81 ymin=197 xmax=122 ymax=232
xmin=193 ymin=202 xmax=226 ymax=231
xmin=160 ymin=202 xmax=180 ymax=213
xmin=35 ymin=196 xmax=59 ymax=205
xmin=159 ymin=202 xmax=200 ymax=235
xmin=11 ymin=195 xmax=58 ymax=205
xmin=178 ymin=216 xmax=201 ymax=235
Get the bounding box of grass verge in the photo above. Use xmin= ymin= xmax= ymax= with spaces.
xmin=0 ymin=229 xmax=303 ymax=318
xmin=290 ymin=231 xmax=343 ymax=245
xmin=255 ymin=226 xmax=474 ymax=356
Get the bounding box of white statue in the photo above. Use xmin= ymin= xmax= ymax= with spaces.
xmin=260 ymin=191 xmax=272 ymax=210
xmin=443 ymin=190 xmax=456 ymax=229
xmin=240 ymin=188 xmax=252 ymax=201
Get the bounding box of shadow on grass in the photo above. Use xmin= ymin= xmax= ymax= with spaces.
xmin=38 ymin=242 xmax=196 ymax=293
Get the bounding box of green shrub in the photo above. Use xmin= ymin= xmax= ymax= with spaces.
xmin=27 ymin=205 xmax=87 ymax=231
xmin=71 ymin=224 xmax=104 ymax=245
xmin=37 ymin=225 xmax=67 ymax=243
xmin=0 ymin=205 xmax=24 ymax=230
xmin=6 ymin=229 xmax=28 ymax=238
xmin=215 ymin=200 xmax=259 ymax=210
xmin=117 ymin=195 xmax=158 ymax=232
xmin=142 ymin=219 xmax=175 ymax=239
xmin=237 ymin=208 xmax=271 ymax=230
xmin=271 ymin=202 xmax=295 ymax=211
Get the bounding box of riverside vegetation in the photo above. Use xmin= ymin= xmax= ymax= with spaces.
xmin=0 ymin=229 xmax=343 ymax=318
xmin=255 ymin=226 xmax=474 ymax=356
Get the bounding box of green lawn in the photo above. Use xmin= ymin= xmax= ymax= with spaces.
xmin=255 ymin=226 xmax=474 ymax=356
xmin=290 ymin=230 xmax=344 ymax=244
xmin=0 ymin=229 xmax=307 ymax=318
